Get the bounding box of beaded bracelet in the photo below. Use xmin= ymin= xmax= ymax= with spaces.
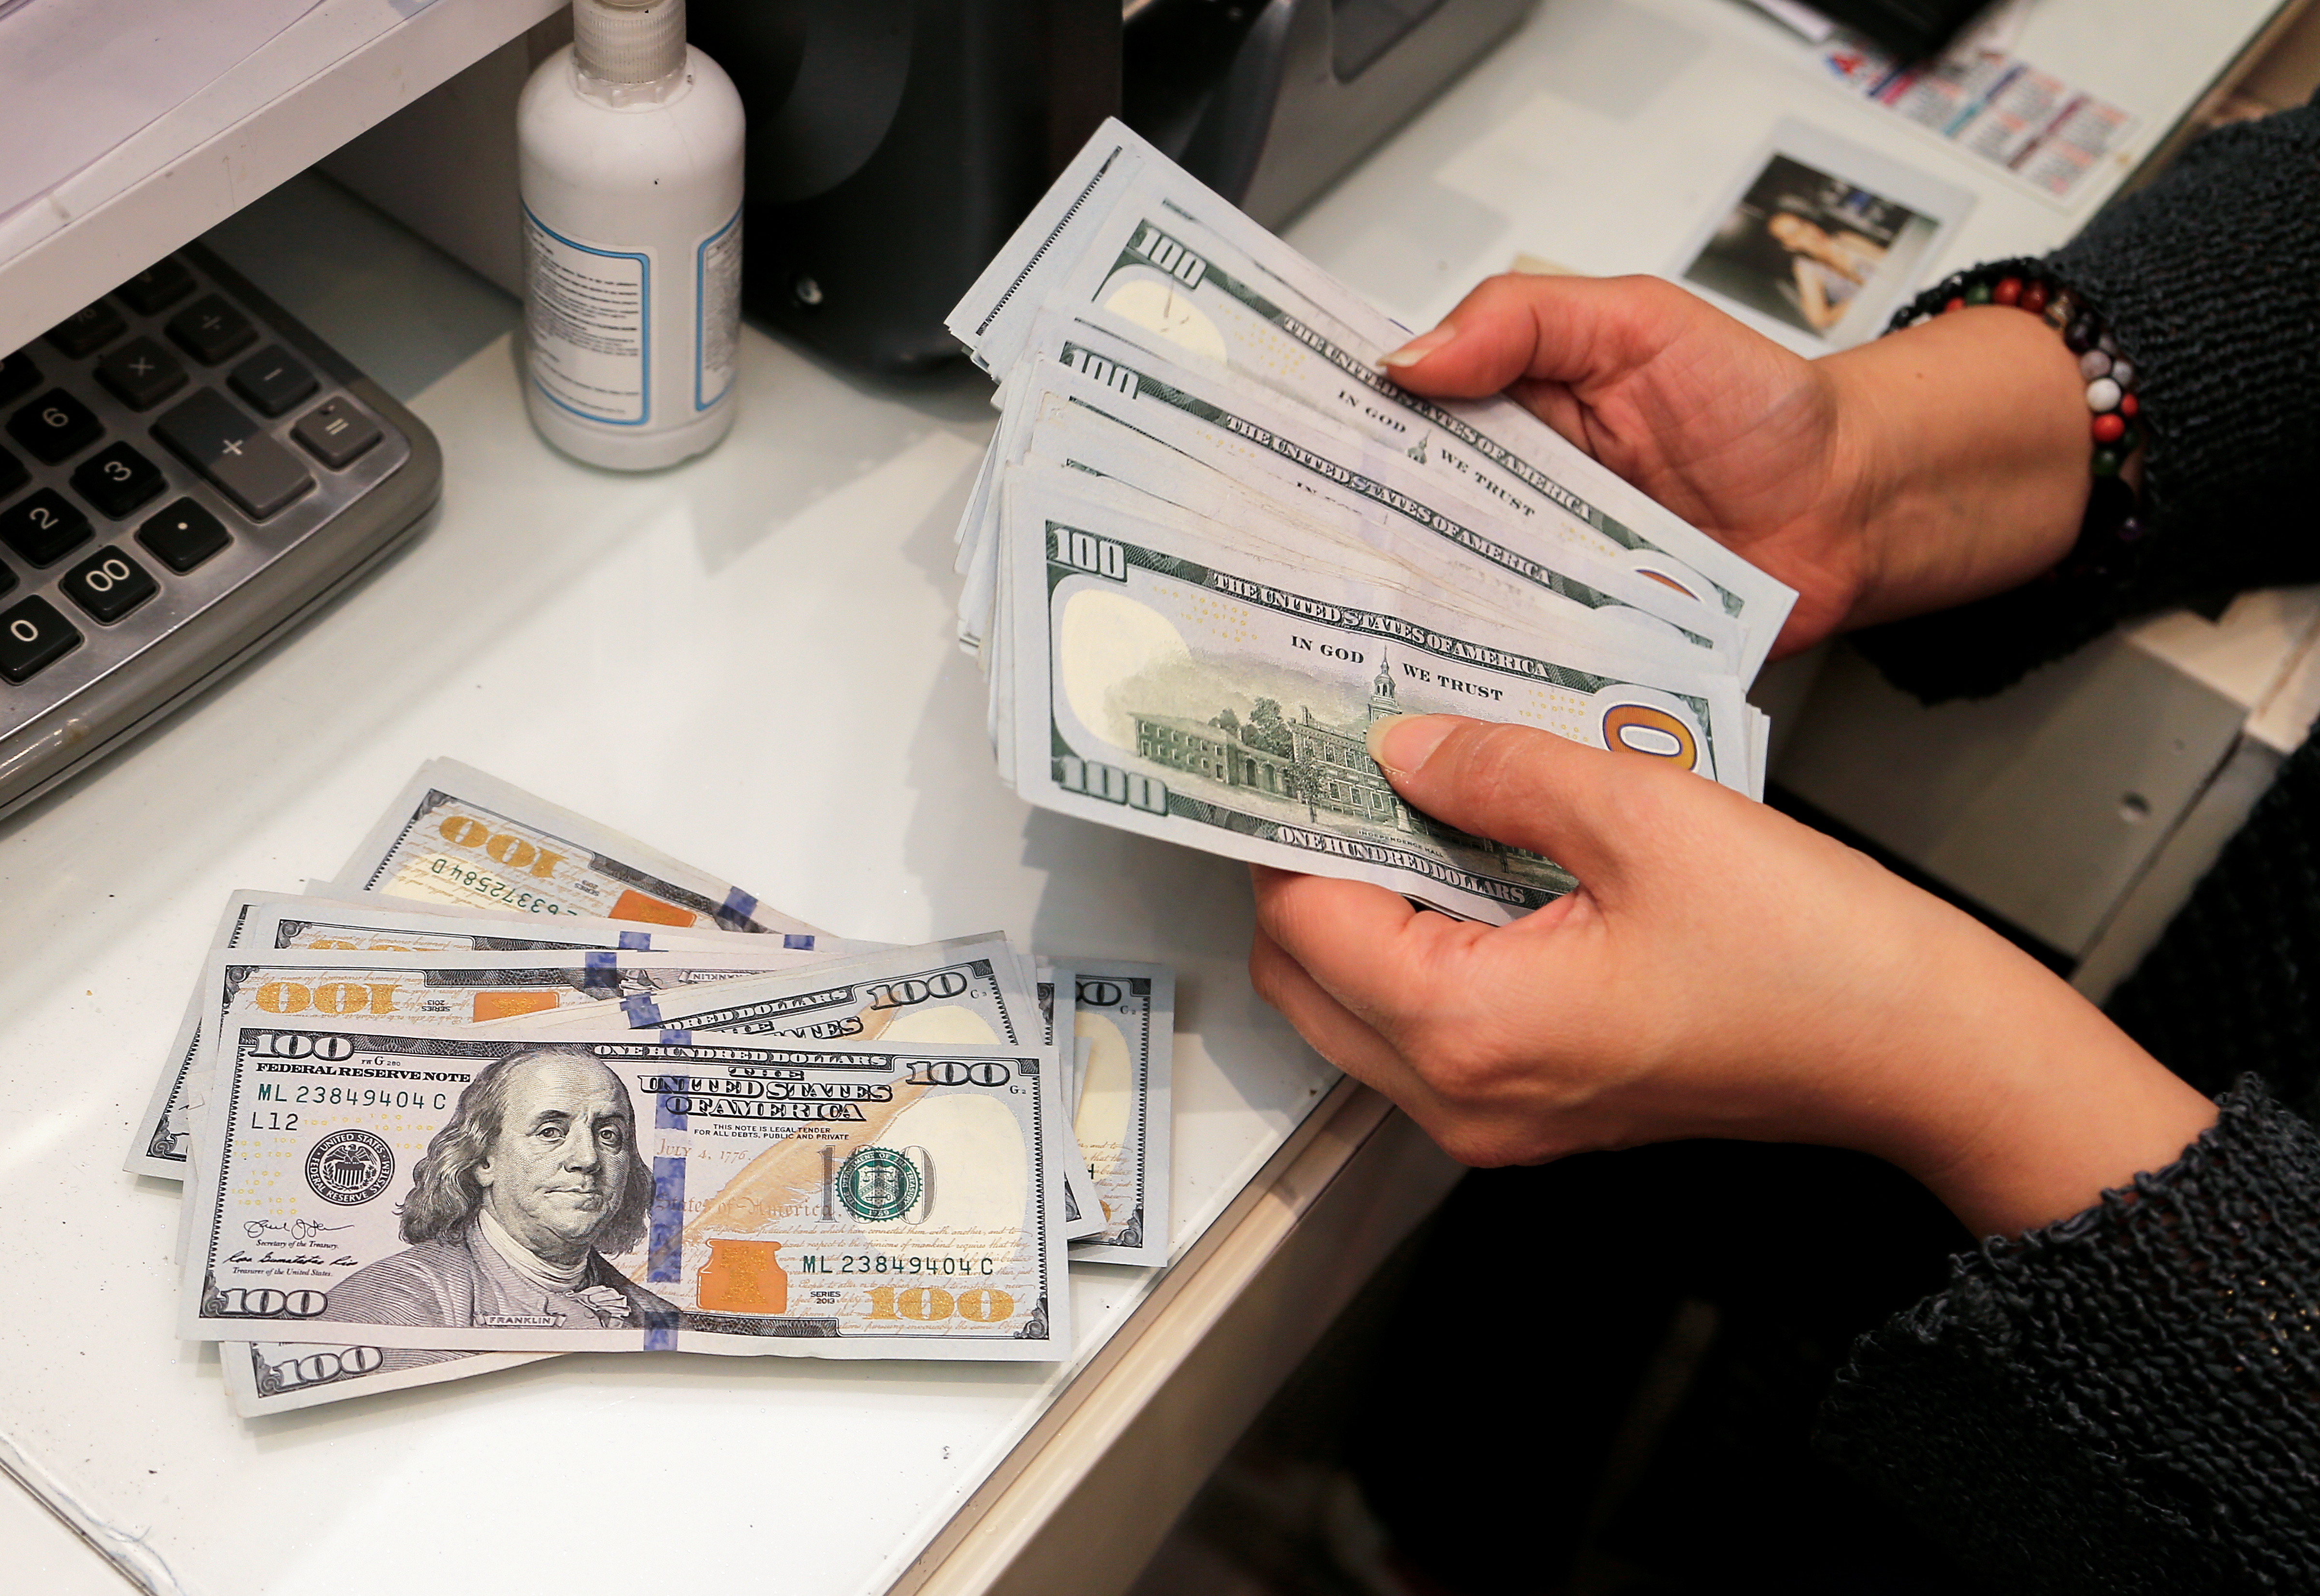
xmin=1889 ymin=259 xmax=2144 ymax=477
xmin=1887 ymin=257 xmax=2148 ymax=563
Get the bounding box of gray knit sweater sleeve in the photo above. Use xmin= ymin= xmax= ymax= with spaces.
xmin=1817 ymin=1084 xmax=2320 ymax=1592
xmin=1854 ymin=97 xmax=2320 ymax=702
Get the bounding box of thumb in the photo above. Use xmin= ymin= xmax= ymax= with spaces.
xmin=1376 ymin=273 xmax=1693 ymax=399
xmin=1368 ymin=715 xmax=1652 ymax=886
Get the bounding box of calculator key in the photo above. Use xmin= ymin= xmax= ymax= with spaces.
xmin=115 ymin=256 xmax=197 ymax=315
xmin=137 ymin=498 xmax=232 ymax=573
xmin=0 ymin=446 xmax=23 ymax=502
xmin=95 ymin=336 xmax=188 ymax=411
xmin=292 ymin=397 xmax=383 ymax=468
xmin=0 ymin=565 xmax=14 ymax=600
xmin=0 ymin=488 xmax=92 ymax=566
xmin=152 ymin=389 xmax=312 ymax=519
xmin=58 ymin=545 xmax=159 ymax=623
xmin=46 ymin=301 xmax=127 ymax=358
xmin=0 ymin=596 xmax=82 ymax=683
xmin=8 ymin=388 xmax=104 ymax=464
xmin=229 ymin=345 xmax=318 ymax=417
xmin=165 ymin=295 xmax=257 ymax=365
xmin=71 ymin=442 xmax=166 ymax=519
xmin=0 ymin=351 xmax=40 ymax=409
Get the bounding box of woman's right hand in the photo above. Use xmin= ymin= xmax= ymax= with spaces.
xmin=1379 ymin=273 xmax=2095 ymax=657
xmin=1249 ymin=715 xmax=2218 ymax=1238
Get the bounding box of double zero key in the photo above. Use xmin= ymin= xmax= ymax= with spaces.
xmin=58 ymin=546 xmax=160 ymax=623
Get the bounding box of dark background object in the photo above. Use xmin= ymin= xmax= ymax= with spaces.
xmin=691 ymin=0 xmax=1122 ymax=376
xmin=1808 ymin=0 xmax=1986 ymax=61
xmin=695 ymin=0 xmax=1535 ymax=375
xmin=1132 ymin=0 xmax=1532 ymax=229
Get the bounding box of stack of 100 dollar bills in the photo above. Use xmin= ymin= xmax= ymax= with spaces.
xmin=945 ymin=120 xmax=1796 ymax=923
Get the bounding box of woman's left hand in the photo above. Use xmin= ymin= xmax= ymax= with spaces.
xmin=1249 ymin=715 xmax=2217 ymax=1237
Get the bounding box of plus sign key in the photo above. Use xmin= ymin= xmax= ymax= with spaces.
xmin=152 ymin=390 xmax=313 ymax=519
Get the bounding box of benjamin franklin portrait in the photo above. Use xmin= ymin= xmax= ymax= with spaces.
xmin=321 ymin=1048 xmax=677 ymax=1336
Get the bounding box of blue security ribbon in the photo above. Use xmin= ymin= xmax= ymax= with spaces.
xmin=647 ymin=1155 xmax=685 ymax=1285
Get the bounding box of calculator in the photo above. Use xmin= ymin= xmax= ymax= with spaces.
xmin=0 ymin=243 xmax=440 ymax=821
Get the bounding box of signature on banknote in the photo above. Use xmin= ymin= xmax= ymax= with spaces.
xmin=244 ymin=1218 xmax=353 ymax=1244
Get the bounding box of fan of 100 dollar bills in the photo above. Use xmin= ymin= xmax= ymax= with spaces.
xmin=139 ymin=759 xmax=1171 ymax=1417
xmin=944 ymin=119 xmax=1795 ymax=925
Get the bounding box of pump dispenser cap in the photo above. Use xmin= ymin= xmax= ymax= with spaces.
xmin=573 ymin=0 xmax=685 ymax=85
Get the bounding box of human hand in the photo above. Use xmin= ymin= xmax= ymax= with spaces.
xmin=1249 ymin=715 xmax=2217 ymax=1237
xmin=1379 ymin=274 xmax=2093 ymax=656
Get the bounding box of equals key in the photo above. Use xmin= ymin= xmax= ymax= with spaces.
xmin=292 ymin=397 xmax=381 ymax=469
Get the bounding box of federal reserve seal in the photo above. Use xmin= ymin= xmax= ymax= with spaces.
xmin=305 ymin=1129 xmax=395 ymax=1206
xmin=836 ymin=1146 xmax=922 ymax=1222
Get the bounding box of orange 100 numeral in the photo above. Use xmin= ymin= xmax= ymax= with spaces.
xmin=1600 ymin=703 xmax=1699 ymax=771
xmin=436 ymin=813 xmax=568 ymax=879
xmin=865 ymin=1286 xmax=1015 ymax=1323
xmin=254 ymin=980 xmax=398 ymax=1016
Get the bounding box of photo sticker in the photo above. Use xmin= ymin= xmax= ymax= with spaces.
xmin=1674 ymin=121 xmax=1974 ymax=352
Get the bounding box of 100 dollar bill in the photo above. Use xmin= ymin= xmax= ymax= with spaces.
xmin=212 ymin=945 xmax=1131 ymax=1410
xmin=1004 ymin=471 xmax=1750 ymax=920
xmin=947 ymin=117 xmax=1794 ymax=676
xmin=1054 ymin=961 xmax=1173 ymax=1265
xmin=962 ymin=316 xmax=1739 ymax=671
xmin=520 ymin=935 xmax=1031 ymax=1047
xmin=185 ymin=1024 xmax=1069 ymax=1360
xmin=128 ymin=894 xmax=809 ymax=1178
xmin=333 ymin=759 xmax=839 ymax=940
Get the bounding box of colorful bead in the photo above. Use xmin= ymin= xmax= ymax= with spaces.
xmin=2120 ymin=392 xmax=2139 ymax=418
xmin=2093 ymin=412 xmax=2126 ymax=445
xmin=2064 ymin=318 xmax=2096 ymax=353
xmin=2110 ymin=359 xmax=2134 ymax=388
xmin=2092 ymin=448 xmax=2124 ymax=476
xmin=2086 ymin=376 xmax=2122 ymax=412
xmin=1965 ymin=281 xmax=1993 ymax=305
xmin=2079 ymin=349 xmax=2112 ymax=380
xmin=2098 ymin=332 xmax=2119 ymax=357
xmin=2021 ymin=282 xmax=2049 ymax=315
xmin=1993 ymin=276 xmax=2022 ymax=305
xmin=1943 ymin=297 xmax=1965 ymax=313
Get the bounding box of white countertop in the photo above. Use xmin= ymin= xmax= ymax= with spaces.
xmin=0 ymin=179 xmax=1334 ymax=1596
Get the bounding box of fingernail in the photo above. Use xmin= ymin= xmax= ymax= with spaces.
xmin=1378 ymin=325 xmax=1458 ymax=369
xmin=1369 ymin=715 xmax=1457 ymax=779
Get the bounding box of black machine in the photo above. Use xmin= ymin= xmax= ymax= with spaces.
xmin=1811 ymin=0 xmax=1985 ymax=61
xmin=691 ymin=0 xmax=1537 ymax=374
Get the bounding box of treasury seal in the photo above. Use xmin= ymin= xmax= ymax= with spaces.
xmin=836 ymin=1145 xmax=922 ymax=1222
xmin=305 ymin=1129 xmax=395 ymax=1206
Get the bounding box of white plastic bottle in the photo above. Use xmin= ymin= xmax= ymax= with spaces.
xmin=517 ymin=0 xmax=745 ymax=470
